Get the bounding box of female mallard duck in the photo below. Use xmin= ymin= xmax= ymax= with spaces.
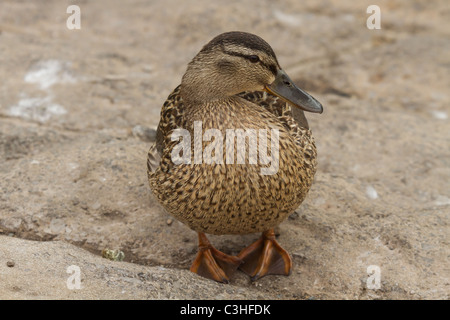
xmin=147 ymin=31 xmax=323 ymax=283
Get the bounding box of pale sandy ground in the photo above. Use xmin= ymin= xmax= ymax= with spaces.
xmin=0 ymin=0 xmax=449 ymax=299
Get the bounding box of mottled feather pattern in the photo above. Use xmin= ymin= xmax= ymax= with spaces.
xmin=147 ymin=86 xmax=317 ymax=235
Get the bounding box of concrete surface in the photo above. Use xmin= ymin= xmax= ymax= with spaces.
xmin=0 ymin=0 xmax=449 ymax=299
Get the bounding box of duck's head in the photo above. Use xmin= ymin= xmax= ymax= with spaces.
xmin=180 ymin=31 xmax=323 ymax=114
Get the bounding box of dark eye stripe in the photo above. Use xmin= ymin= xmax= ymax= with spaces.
xmin=223 ymin=50 xmax=278 ymax=75
xmin=222 ymin=50 xmax=256 ymax=61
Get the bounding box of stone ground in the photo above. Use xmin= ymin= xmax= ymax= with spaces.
xmin=0 ymin=0 xmax=449 ymax=299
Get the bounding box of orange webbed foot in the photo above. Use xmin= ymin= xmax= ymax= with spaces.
xmin=237 ymin=229 xmax=292 ymax=281
xmin=190 ymin=233 xmax=243 ymax=283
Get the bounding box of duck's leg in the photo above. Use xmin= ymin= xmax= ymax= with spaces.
xmin=190 ymin=232 xmax=243 ymax=283
xmin=238 ymin=229 xmax=292 ymax=281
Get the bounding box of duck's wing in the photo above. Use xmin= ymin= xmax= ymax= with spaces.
xmin=146 ymin=143 xmax=161 ymax=174
xmin=147 ymin=85 xmax=184 ymax=174
xmin=238 ymin=90 xmax=317 ymax=171
xmin=238 ymin=90 xmax=315 ymax=157
xmin=237 ymin=91 xmax=309 ymax=130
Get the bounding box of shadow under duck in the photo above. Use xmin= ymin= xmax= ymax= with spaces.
xmin=147 ymin=31 xmax=323 ymax=283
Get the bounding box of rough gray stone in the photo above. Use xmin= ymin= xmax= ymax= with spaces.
xmin=0 ymin=0 xmax=448 ymax=299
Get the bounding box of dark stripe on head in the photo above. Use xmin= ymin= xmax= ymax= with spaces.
xmin=201 ymin=31 xmax=279 ymax=64
xmin=222 ymin=50 xmax=278 ymax=76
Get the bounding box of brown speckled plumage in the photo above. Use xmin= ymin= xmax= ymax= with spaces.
xmin=147 ymin=87 xmax=317 ymax=235
xmin=146 ymin=32 xmax=323 ymax=282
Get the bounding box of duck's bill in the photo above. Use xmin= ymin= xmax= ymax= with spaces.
xmin=265 ymin=69 xmax=323 ymax=114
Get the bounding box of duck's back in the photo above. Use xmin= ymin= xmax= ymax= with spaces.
xmin=148 ymin=86 xmax=317 ymax=235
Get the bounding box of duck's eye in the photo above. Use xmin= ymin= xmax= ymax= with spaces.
xmin=248 ymin=55 xmax=260 ymax=63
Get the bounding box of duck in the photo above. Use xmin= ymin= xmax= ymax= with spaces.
xmin=147 ymin=31 xmax=323 ymax=283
